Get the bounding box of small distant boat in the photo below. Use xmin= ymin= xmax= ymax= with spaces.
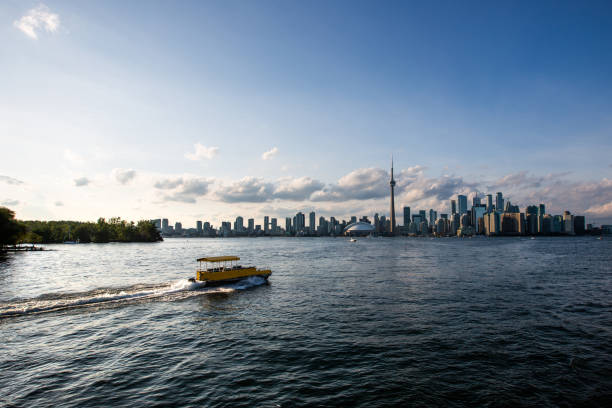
xmin=349 ymin=238 xmax=357 ymax=242
xmin=189 ymin=256 xmax=271 ymax=285
xmin=597 ymin=236 xmax=603 ymax=240
xmin=530 ymin=236 xmax=535 ymax=240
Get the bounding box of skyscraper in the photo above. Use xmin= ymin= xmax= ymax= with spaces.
xmin=486 ymin=194 xmax=493 ymax=212
xmin=196 ymin=220 xmax=202 ymax=233
xmin=458 ymin=195 xmax=468 ymax=214
xmin=309 ymin=211 xmax=316 ymax=233
xmin=264 ymin=216 xmax=269 ymax=234
xmin=248 ymin=218 xmax=254 ymax=232
xmin=496 ymin=192 xmax=504 ymax=213
xmin=451 ymin=200 xmax=457 ymax=215
xmin=389 ymin=156 xmax=396 ymax=234
xmin=403 ymin=206 xmax=410 ymax=226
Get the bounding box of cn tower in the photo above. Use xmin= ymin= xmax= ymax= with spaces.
xmin=389 ymin=156 xmax=396 ymax=235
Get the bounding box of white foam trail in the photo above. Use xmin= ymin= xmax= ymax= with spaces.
xmin=0 ymin=276 xmax=266 ymax=318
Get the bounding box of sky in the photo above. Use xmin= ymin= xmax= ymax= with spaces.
xmin=1 ymin=0 xmax=612 ymax=227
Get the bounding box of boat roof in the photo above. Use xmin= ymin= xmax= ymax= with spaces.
xmin=197 ymin=256 xmax=240 ymax=262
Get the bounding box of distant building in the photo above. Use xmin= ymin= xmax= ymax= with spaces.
xmin=271 ymin=218 xmax=277 ymax=233
xmin=264 ymin=216 xmax=269 ymax=234
xmin=429 ymin=209 xmax=437 ymax=226
xmin=574 ymin=216 xmax=585 ymax=235
xmin=403 ymin=206 xmax=410 ymax=226
xmin=285 ymin=217 xmax=291 ymax=234
xmin=248 ymin=218 xmax=254 ymax=233
xmin=309 ymin=211 xmax=316 ymax=233
xmin=152 ymin=219 xmax=162 ymax=231
xmin=496 ymin=192 xmax=504 ymax=213
xmin=486 ymin=194 xmax=493 ymax=212
xmin=196 ymin=220 xmax=202 ymax=233
xmin=175 ymin=222 xmax=182 ymax=234
xmin=295 ymin=212 xmax=305 ymax=232
xmin=162 ymin=218 xmax=169 ymax=234
xmin=450 ymin=199 xmax=457 ymax=215
xmin=458 ymin=195 xmax=468 ymax=214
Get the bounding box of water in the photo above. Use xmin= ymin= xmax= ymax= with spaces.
xmin=1 ymin=237 xmax=611 ymax=407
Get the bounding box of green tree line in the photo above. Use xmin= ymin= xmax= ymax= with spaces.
xmin=1 ymin=207 xmax=162 ymax=246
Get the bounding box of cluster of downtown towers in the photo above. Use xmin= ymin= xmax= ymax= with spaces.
xmin=153 ymin=164 xmax=587 ymax=238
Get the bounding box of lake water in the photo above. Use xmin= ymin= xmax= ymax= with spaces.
xmin=1 ymin=237 xmax=611 ymax=407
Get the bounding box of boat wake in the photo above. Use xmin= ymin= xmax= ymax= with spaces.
xmin=0 ymin=276 xmax=268 ymax=319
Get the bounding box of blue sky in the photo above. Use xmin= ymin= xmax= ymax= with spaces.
xmin=1 ymin=1 xmax=611 ymax=225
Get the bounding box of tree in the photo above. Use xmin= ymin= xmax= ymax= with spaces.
xmin=0 ymin=207 xmax=26 ymax=247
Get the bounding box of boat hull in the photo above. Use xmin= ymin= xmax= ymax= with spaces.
xmin=196 ymin=267 xmax=271 ymax=285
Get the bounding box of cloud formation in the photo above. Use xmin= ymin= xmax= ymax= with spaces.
xmin=112 ymin=168 xmax=137 ymax=185
xmin=0 ymin=175 xmax=24 ymax=185
xmin=216 ymin=177 xmax=274 ymax=203
xmin=74 ymin=177 xmax=90 ymax=187
xmin=185 ymin=143 xmax=219 ymax=161
xmin=261 ymin=147 xmax=279 ymax=160
xmin=1 ymin=199 xmax=20 ymax=207
xmin=14 ymin=4 xmax=60 ymax=39
xmin=154 ymin=177 xmax=213 ymax=203
xmin=54 ymin=201 xmax=63 ymax=206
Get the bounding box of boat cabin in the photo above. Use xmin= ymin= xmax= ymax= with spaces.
xmin=197 ymin=256 xmax=244 ymax=272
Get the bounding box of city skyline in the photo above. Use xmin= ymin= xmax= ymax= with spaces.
xmin=1 ymin=2 xmax=612 ymax=225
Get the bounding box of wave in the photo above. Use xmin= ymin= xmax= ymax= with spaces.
xmin=0 ymin=276 xmax=267 ymax=319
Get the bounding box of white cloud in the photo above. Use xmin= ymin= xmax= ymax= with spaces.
xmin=154 ymin=177 xmax=214 ymax=203
xmin=112 ymin=168 xmax=137 ymax=185
xmin=185 ymin=143 xmax=219 ymax=161
xmin=261 ymin=147 xmax=279 ymax=160
xmin=74 ymin=177 xmax=90 ymax=187
xmin=14 ymin=4 xmax=60 ymax=40
xmin=1 ymin=199 xmax=20 ymax=207
xmin=0 ymin=175 xmax=24 ymax=185
xmin=54 ymin=201 xmax=63 ymax=206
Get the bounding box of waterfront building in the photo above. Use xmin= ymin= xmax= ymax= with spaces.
xmin=471 ymin=205 xmax=486 ymax=233
xmin=296 ymin=212 xmax=305 ymax=232
xmin=162 ymin=218 xmax=169 ymax=234
xmin=429 ymin=209 xmax=437 ymax=226
xmin=496 ymin=192 xmax=504 ymax=213
xmin=285 ymin=217 xmax=291 ymax=234
xmin=235 ymin=216 xmax=244 ymax=233
xmin=264 ymin=216 xmax=269 ymax=234
xmin=542 ymin=215 xmax=552 ymax=234
xmin=248 ymin=218 xmax=255 ymax=233
xmin=440 ymin=213 xmax=448 ymax=220
xmin=473 ymin=195 xmax=481 ymax=206
xmin=458 ymin=195 xmax=468 ymax=214
xmin=175 ymin=222 xmax=182 ymax=234
xmin=350 ymin=216 xmax=357 ymax=225
xmin=152 ymin=219 xmax=161 ymax=231
xmin=537 ymin=204 xmax=546 ymax=233
xmin=486 ymin=194 xmax=493 ymax=212
xmin=309 ymin=211 xmax=316 ymax=233
xmin=196 ymin=220 xmax=202 ymax=233
xmin=551 ymin=215 xmax=563 ymax=233
xmin=574 ymin=216 xmax=585 ymax=235
xmin=403 ymin=207 xmax=410 ymax=226
xmin=271 ymin=218 xmax=277 ymax=233
xmin=451 ymin=199 xmax=457 ymax=215
xmin=563 ymin=211 xmax=574 ymax=235
xmin=460 ymin=213 xmax=470 ymax=229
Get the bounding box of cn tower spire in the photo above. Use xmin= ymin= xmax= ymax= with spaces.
xmin=389 ymin=154 xmax=396 ymax=235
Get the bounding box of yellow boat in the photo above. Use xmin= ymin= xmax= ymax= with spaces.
xmin=190 ymin=256 xmax=271 ymax=285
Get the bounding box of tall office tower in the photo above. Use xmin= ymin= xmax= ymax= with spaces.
xmin=496 ymin=192 xmax=504 ymax=213
xmin=248 ymin=218 xmax=254 ymax=232
xmin=473 ymin=195 xmax=481 ymax=206
xmin=285 ymin=217 xmax=291 ymax=233
xmin=451 ymin=200 xmax=457 ymax=215
xmin=175 ymin=222 xmax=182 ymax=234
xmin=309 ymin=211 xmax=316 ymax=233
xmin=458 ymin=195 xmax=468 ymax=214
xmin=162 ymin=218 xmax=169 ymax=233
xmin=296 ymin=212 xmax=305 ymax=231
xmin=196 ymin=220 xmax=202 ymax=233
xmin=429 ymin=209 xmax=437 ymax=226
xmin=235 ymin=216 xmax=244 ymax=232
xmin=403 ymin=207 xmax=411 ymax=226
xmin=264 ymin=216 xmax=269 ymax=234
xmin=271 ymin=218 xmax=277 ymax=232
xmin=350 ymin=216 xmax=357 ymax=224
xmin=419 ymin=210 xmax=427 ymax=221
xmin=537 ymin=204 xmax=546 ymax=233
xmin=486 ymin=194 xmax=493 ymax=212
xmin=389 ymin=157 xmax=396 ymax=234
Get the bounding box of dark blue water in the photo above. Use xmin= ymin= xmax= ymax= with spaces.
xmin=1 ymin=237 xmax=611 ymax=407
